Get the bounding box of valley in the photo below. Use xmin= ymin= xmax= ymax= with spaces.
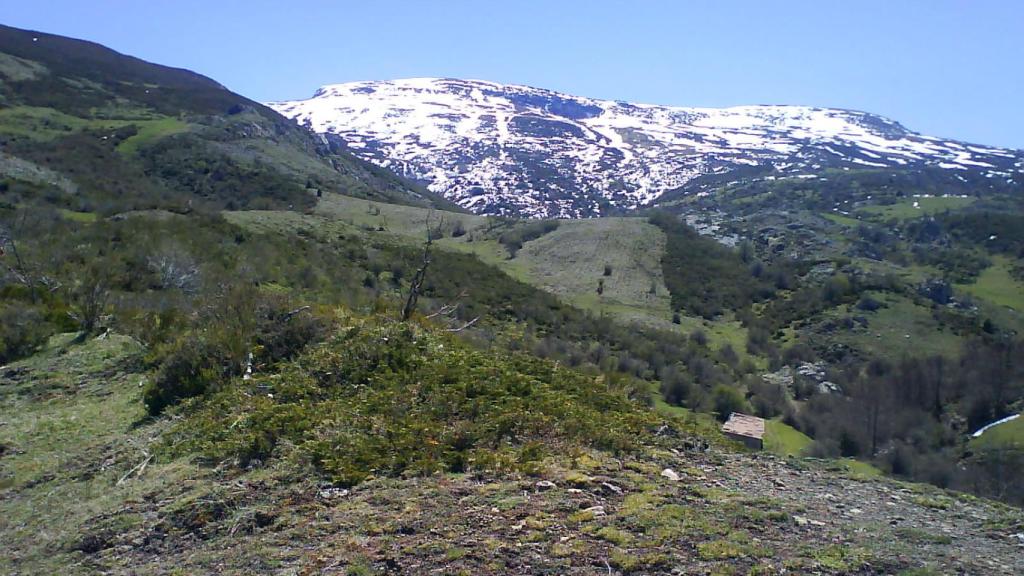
xmin=1 ymin=20 xmax=1023 ymax=575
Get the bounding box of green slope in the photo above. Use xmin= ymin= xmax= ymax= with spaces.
xmin=2 ymin=321 xmax=1019 ymax=575
xmin=0 ymin=23 xmax=450 ymax=214
xmin=764 ymin=419 xmax=812 ymax=457
xmin=970 ymin=415 xmax=1024 ymax=451
xmin=957 ymin=256 xmax=1024 ymax=312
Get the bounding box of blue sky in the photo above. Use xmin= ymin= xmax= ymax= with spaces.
xmin=4 ymin=0 xmax=1022 ymax=148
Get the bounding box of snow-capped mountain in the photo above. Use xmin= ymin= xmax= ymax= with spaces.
xmin=269 ymin=78 xmax=1024 ymax=218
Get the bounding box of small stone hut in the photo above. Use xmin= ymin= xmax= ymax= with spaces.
xmin=722 ymin=412 xmax=765 ymax=450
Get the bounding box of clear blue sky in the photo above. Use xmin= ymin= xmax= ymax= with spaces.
xmin=4 ymin=0 xmax=1023 ymax=148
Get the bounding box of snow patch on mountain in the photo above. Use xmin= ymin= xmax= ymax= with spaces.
xmin=269 ymin=78 xmax=1024 ymax=218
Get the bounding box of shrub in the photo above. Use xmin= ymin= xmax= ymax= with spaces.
xmin=712 ymin=385 xmax=748 ymax=422
xmin=170 ymin=316 xmax=660 ymax=486
xmin=856 ymin=295 xmax=883 ymax=311
xmin=0 ymin=304 xmax=53 ymax=364
xmin=254 ymin=307 xmax=328 ymax=365
xmin=69 ymin=270 xmax=112 ymax=335
xmin=144 ymin=335 xmax=235 ymax=415
xmin=144 ymin=292 xmax=330 ymax=415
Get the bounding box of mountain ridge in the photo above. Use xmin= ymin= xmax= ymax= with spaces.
xmin=0 ymin=24 xmax=462 ymax=213
xmin=269 ymin=77 xmax=1024 ymax=218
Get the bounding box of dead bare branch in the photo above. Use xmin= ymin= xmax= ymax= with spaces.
xmin=116 ymin=453 xmax=153 ymax=486
xmin=446 ymin=316 xmax=479 ymax=333
xmin=425 ymin=303 xmax=459 ymax=319
xmin=401 ymin=242 xmax=430 ymax=321
xmin=282 ymin=305 xmax=312 ymax=322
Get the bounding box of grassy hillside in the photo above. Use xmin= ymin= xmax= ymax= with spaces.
xmin=231 ymin=192 xmax=757 ymax=352
xmin=4 ymin=325 xmax=1019 ymax=569
xmin=220 ymin=189 xmax=1024 ymax=512
xmin=2 ymin=24 xmax=1024 ymax=575
xmin=764 ymin=419 xmax=812 ymax=457
xmin=822 ymin=292 xmax=967 ymax=361
xmin=957 ymin=256 xmax=1024 ymax=312
xmin=857 ymin=196 xmax=976 ymax=220
xmin=256 ymin=193 xmax=669 ymax=317
xmin=0 ymin=24 xmax=451 ymax=214
xmin=512 ymin=218 xmax=671 ymax=320
xmin=649 ymin=167 xmax=1024 ymax=501
xmin=4 ymin=323 xmax=1023 ymax=575
xmin=314 ymin=192 xmax=486 ymax=236
xmin=971 ymin=416 xmax=1024 ymax=451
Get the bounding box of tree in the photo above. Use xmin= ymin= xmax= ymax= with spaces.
xmin=69 ymin=261 xmax=112 ymax=336
xmin=660 ymin=365 xmax=692 ymax=406
xmin=712 ymin=385 xmax=748 ymax=422
xmin=0 ymin=214 xmax=55 ymax=302
xmin=848 ymin=366 xmax=892 ymax=457
xmin=402 ymin=212 xmax=438 ymax=321
xmin=738 ymin=240 xmax=754 ymax=264
xmin=402 ymin=244 xmax=430 ymax=321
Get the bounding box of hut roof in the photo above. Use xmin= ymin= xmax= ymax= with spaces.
xmin=722 ymin=412 xmax=765 ymax=440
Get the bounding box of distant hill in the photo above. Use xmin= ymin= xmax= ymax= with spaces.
xmin=0 ymin=24 xmax=459 ymax=214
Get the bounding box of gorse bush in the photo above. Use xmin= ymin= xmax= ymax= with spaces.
xmin=171 ymin=314 xmax=660 ymax=486
xmin=143 ymin=288 xmax=331 ymax=415
xmin=143 ymin=335 xmax=235 ymax=416
xmin=0 ymin=304 xmax=53 ymax=364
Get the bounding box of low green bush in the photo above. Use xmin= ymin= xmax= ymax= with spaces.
xmin=0 ymin=304 xmax=53 ymax=364
xmin=171 ymin=314 xmax=659 ymax=486
xmin=143 ymin=290 xmax=331 ymax=415
xmin=143 ymin=334 xmax=236 ymax=416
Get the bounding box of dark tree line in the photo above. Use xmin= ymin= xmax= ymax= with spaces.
xmin=791 ymin=337 xmax=1024 ymax=503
